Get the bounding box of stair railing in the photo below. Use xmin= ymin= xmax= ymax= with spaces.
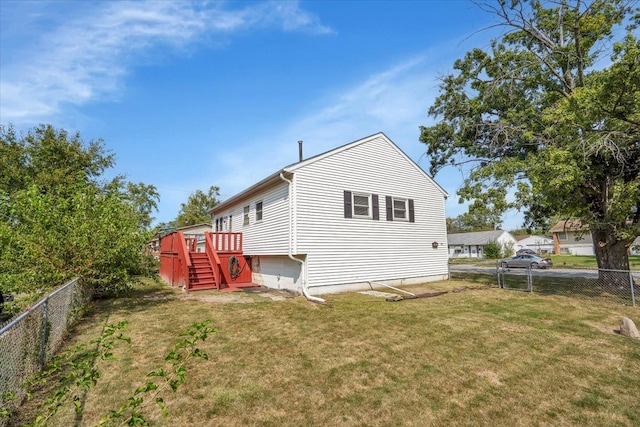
xmin=176 ymin=231 xmax=192 ymax=289
xmin=205 ymin=232 xmax=222 ymax=288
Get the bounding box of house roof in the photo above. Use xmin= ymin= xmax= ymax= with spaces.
xmin=447 ymin=230 xmax=512 ymax=246
xmin=549 ymin=220 xmax=588 ymax=233
xmin=210 ymin=132 xmax=448 ymax=214
xmin=516 ymin=235 xmax=554 ymax=246
xmin=174 ymin=223 xmax=212 ymax=232
xmin=151 ymin=223 xmax=212 ymax=242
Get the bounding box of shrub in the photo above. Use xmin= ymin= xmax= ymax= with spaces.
xmin=483 ymin=241 xmax=502 ymax=259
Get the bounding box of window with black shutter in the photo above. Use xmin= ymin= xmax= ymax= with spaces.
xmin=344 ymin=191 xmax=379 ymax=220
xmin=385 ymin=196 xmax=416 ymax=222
xmin=408 ymin=199 xmax=415 ymax=222
xmin=344 ymin=190 xmax=352 ymax=218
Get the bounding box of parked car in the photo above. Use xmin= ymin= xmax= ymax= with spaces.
xmin=516 ymin=248 xmax=536 ymax=255
xmin=500 ymin=254 xmax=553 ymax=269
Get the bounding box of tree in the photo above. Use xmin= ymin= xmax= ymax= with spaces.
xmin=0 ymin=124 xmax=115 ymax=196
xmin=173 ymin=186 xmax=220 ymax=227
xmin=0 ymin=124 xmax=158 ymax=298
xmin=123 ymin=181 xmax=160 ymax=230
xmin=447 ymin=203 xmax=502 ymax=233
xmin=420 ymin=0 xmax=640 ymax=272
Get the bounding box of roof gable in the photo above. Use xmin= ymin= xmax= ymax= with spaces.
xmin=212 ymin=132 xmax=447 ymax=213
xmin=549 ymin=220 xmax=588 ymax=233
xmin=447 ymin=230 xmax=513 ymax=245
xmin=285 ymin=132 xmax=447 ymax=197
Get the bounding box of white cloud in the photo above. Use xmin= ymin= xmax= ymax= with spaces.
xmin=0 ymin=0 xmax=332 ymax=124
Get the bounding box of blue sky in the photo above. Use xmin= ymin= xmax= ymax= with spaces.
xmin=0 ymin=0 xmax=525 ymax=229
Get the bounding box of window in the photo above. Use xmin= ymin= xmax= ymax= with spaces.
xmin=344 ymin=190 xmax=378 ymax=219
xmin=353 ymin=194 xmax=370 ymax=217
xmin=255 ymin=201 xmax=263 ymax=222
xmin=385 ymin=196 xmax=415 ymax=222
xmin=558 ymin=231 xmax=568 ymax=241
xmin=393 ymin=198 xmax=408 ymax=220
xmin=243 ymin=205 xmax=250 ymax=226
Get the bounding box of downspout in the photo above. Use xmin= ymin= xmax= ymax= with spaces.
xmin=279 ymin=172 xmax=326 ymax=303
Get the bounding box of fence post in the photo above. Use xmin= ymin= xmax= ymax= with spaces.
xmin=39 ymin=297 xmax=48 ymax=370
xmin=630 ymin=270 xmax=636 ymax=307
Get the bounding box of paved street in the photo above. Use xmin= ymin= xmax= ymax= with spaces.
xmin=449 ymin=263 xmax=640 ymax=280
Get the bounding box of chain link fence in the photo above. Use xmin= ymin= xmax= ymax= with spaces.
xmin=0 ymin=278 xmax=91 ymax=425
xmin=449 ymin=265 xmax=638 ymax=306
xmin=497 ymin=267 xmax=637 ymax=306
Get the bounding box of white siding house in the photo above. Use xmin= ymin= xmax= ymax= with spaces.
xmin=515 ymin=235 xmax=554 ymax=254
xmin=210 ymin=133 xmax=449 ymax=296
xmin=447 ymin=230 xmax=517 ymax=258
xmin=550 ymin=220 xmax=594 ymax=255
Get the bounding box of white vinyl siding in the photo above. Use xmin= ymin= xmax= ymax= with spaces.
xmin=214 ymin=182 xmax=290 ymax=255
xmin=211 ymin=133 xmax=448 ymax=293
xmin=292 ymin=134 xmax=448 ymax=289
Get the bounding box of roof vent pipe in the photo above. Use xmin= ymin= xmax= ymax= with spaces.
xmin=298 ymin=140 xmax=303 ymax=162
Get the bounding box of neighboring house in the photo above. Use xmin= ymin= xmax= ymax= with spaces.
xmin=549 ymin=220 xmax=594 ymax=255
xmin=447 ymin=230 xmax=517 ymax=258
xmin=514 ymin=235 xmax=554 ymax=254
xmin=210 ymin=132 xmax=449 ymax=295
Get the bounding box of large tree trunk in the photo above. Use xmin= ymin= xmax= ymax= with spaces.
xmin=592 ymin=229 xmax=631 ymax=270
xmin=591 ymin=229 xmax=633 ymax=290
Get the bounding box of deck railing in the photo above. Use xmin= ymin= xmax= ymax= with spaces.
xmin=208 ymin=232 xmax=243 ymax=253
xmin=205 ymin=233 xmax=222 ymax=287
xmin=159 ymin=231 xmax=252 ymax=291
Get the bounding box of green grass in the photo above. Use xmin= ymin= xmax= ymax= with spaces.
xmin=549 ymin=255 xmax=640 ymax=269
xmin=10 ymin=277 xmax=640 ymax=427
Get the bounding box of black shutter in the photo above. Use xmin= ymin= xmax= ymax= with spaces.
xmin=386 ymin=196 xmax=393 ymax=221
xmin=372 ymin=194 xmax=379 ymax=220
xmin=409 ymin=199 xmax=415 ymax=223
xmin=344 ymin=190 xmax=352 ymax=218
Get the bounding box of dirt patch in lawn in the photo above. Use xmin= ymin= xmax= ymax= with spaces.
xmin=176 ymin=287 xmax=291 ymax=304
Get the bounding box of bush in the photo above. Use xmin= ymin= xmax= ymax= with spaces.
xmin=483 ymin=241 xmax=502 ymax=259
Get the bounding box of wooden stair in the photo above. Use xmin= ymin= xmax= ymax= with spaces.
xmin=188 ymin=252 xmax=218 ymax=290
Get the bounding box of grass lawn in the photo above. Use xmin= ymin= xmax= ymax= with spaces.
xmin=11 ymin=278 xmax=640 ymax=427
xmin=548 ymin=255 xmax=640 ymax=269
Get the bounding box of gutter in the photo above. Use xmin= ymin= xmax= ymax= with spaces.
xmin=279 ymin=172 xmax=326 ymax=304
